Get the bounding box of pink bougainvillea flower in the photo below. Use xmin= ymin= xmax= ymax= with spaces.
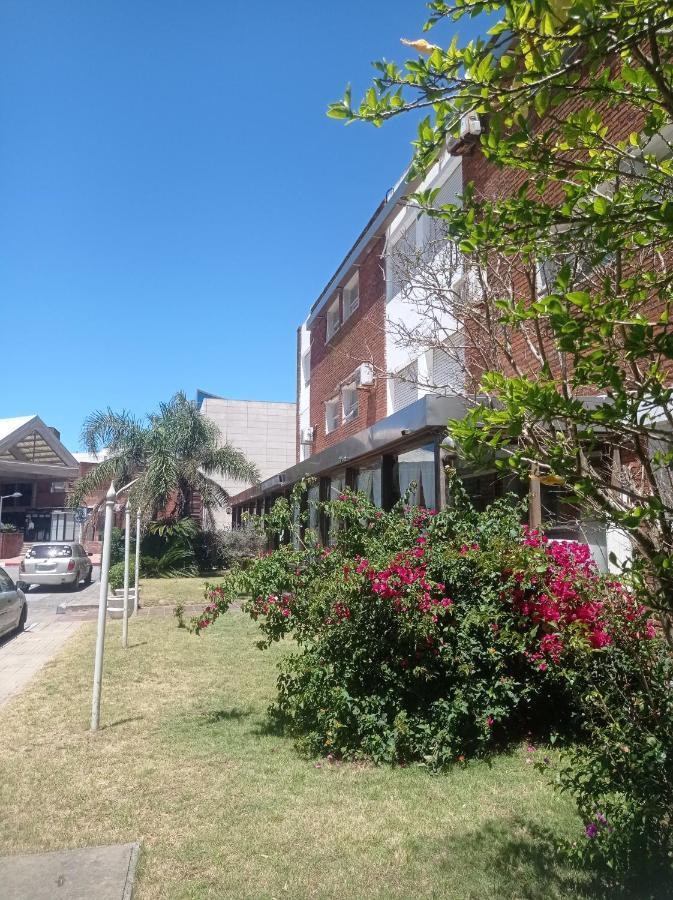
xmin=585 ymin=823 xmax=598 ymax=839
xmin=589 ymin=628 xmax=612 ymax=649
xmin=486 ymin=716 xmax=494 ymax=727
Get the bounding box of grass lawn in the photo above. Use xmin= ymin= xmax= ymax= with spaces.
xmin=0 ymin=612 xmax=605 ymax=899
xmin=139 ymin=575 xmax=223 ymax=607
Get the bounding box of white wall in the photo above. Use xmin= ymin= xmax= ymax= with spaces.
xmin=385 ymin=152 xmax=464 ymax=415
xmin=200 ymin=397 xmax=296 ymax=529
xmin=297 ymin=321 xmax=312 ymax=462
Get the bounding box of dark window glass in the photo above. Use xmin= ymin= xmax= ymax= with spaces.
xmin=0 ymin=568 xmax=14 ymax=591
xmin=28 ymin=544 xmax=73 ymax=559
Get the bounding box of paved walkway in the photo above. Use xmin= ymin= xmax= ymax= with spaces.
xmin=0 ymin=842 xmax=139 ymax=899
xmin=0 ymin=578 xmax=99 ymax=709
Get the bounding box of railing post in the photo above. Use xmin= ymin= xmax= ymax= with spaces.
xmin=122 ymin=504 xmax=131 ymax=648
xmin=91 ymin=482 xmax=116 ymax=732
xmin=134 ymin=509 xmax=141 ymax=614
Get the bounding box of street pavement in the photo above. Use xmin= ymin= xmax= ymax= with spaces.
xmin=0 ymin=569 xmax=100 ymax=708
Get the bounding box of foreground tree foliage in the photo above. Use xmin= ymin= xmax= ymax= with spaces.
xmin=330 ymin=0 xmax=673 ymax=635
xmin=193 ymin=483 xmax=672 ymax=876
xmin=70 ymin=391 xmax=258 ymax=524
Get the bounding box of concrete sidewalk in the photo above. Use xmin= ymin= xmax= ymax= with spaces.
xmin=0 ymin=580 xmax=100 ymax=708
xmin=0 ymin=616 xmax=84 ymax=708
xmin=0 ymin=842 xmax=139 ymax=899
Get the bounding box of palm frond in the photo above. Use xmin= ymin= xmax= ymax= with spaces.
xmin=81 ymin=408 xmax=143 ymax=455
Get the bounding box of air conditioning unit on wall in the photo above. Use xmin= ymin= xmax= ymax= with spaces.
xmin=300 ymin=426 xmax=315 ymax=444
xmin=459 ymin=111 xmax=481 ymax=139
xmin=356 ymin=363 xmax=375 ymax=386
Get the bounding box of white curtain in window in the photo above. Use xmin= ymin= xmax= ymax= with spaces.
xmin=397 ymin=445 xmax=436 ymax=508
xmin=308 ymin=483 xmax=319 ymax=532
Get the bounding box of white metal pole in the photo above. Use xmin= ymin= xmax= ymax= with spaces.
xmin=122 ymin=505 xmax=131 ymax=649
xmin=91 ymin=482 xmax=116 ymax=732
xmin=134 ymin=509 xmax=141 ymax=614
xmin=0 ymin=496 xmax=3 ymax=529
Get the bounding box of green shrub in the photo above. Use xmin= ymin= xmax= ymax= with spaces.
xmin=107 ymin=561 xmax=125 ymax=592
xmin=139 ymin=517 xmax=198 ymax=577
xmin=192 ymin=527 xmax=266 ymax=571
xmin=552 ymin=629 xmax=673 ymax=877
xmin=219 ymin=528 xmax=266 ymax=569
xmin=109 ymin=527 xmax=126 ymax=566
xmin=192 ymin=479 xmax=672 ymax=876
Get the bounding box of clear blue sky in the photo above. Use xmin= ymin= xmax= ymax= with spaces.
xmin=1 ymin=1 xmax=485 ymax=450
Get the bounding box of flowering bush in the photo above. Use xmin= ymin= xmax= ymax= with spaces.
xmin=192 ymin=478 xmax=672 ymax=874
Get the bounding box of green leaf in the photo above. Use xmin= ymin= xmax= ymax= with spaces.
xmin=593 ymin=196 xmax=608 ymax=215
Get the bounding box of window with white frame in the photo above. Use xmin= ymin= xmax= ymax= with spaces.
xmin=343 ymin=272 xmax=359 ymax=321
xmin=325 ymin=397 xmax=339 ymax=434
xmin=386 ymin=218 xmax=418 ymax=301
xmin=427 ymin=165 xmax=463 ymax=244
xmin=301 ymin=348 xmax=311 ymax=385
xmin=392 ymin=360 xmax=419 ymax=412
xmin=431 ymin=338 xmax=464 ymax=395
xmin=342 ymin=383 xmax=359 ymax=422
xmin=326 ymin=298 xmax=340 ymax=341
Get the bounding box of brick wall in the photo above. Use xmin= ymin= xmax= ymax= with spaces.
xmin=308 ymin=236 xmax=388 ymax=455
xmin=460 ymin=90 xmax=651 ymax=383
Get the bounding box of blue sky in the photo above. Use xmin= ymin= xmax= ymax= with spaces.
xmin=0 ymin=1 xmax=486 ymax=450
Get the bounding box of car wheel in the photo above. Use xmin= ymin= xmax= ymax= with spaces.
xmin=83 ymin=567 xmax=92 ymax=585
xmin=67 ymin=577 xmax=80 ymax=592
xmin=16 ymin=603 xmax=27 ymax=633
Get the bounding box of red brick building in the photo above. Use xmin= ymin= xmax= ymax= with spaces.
xmin=230 ymin=115 xmax=646 ymax=570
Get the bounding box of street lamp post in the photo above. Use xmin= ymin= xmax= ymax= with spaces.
xmin=0 ymin=492 xmax=22 ymax=529
xmin=91 ymin=482 xmax=116 ymax=732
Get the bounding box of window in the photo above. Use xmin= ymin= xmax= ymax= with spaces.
xmin=325 ymin=398 xmax=339 ymax=434
xmin=392 ymin=360 xmax=418 ymax=412
xmin=326 ymin=299 xmax=340 ymax=341
xmin=343 ymin=273 xmax=359 ymax=320
xmin=431 ymin=339 xmax=464 ymax=395
xmin=0 ymin=568 xmax=14 ymax=592
xmin=393 ymin=443 xmax=437 ymax=508
xmin=356 ymin=464 xmax=382 ymax=507
xmin=51 ymin=481 xmax=68 ymax=493
xmin=301 ymin=349 xmax=311 ymax=385
xmin=427 ymin=165 xmax=463 ymax=244
xmin=342 ymin=383 xmax=359 ymax=422
xmin=386 ymin=219 xmax=418 ymax=301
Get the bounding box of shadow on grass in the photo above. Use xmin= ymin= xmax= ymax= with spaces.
xmin=429 ymin=817 xmax=671 ymax=900
xmin=201 ymin=707 xmax=252 ymax=725
xmin=102 ymin=715 xmax=144 ymax=730
xmin=248 ymin=708 xmax=289 ymax=738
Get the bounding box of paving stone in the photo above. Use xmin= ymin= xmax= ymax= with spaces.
xmin=0 ymin=842 xmax=139 ymax=900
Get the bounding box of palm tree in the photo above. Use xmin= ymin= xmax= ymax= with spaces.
xmin=70 ymin=392 xmax=259 ymax=526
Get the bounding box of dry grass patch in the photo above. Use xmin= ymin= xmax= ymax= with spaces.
xmin=0 ymin=613 xmax=597 ymax=899
xmin=138 ymin=575 xmax=221 ymax=608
